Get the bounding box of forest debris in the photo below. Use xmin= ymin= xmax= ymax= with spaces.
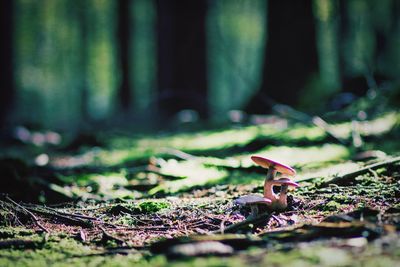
xmin=271 ymin=214 xmax=284 ymax=226
xmin=307 ymin=222 xmax=381 ymax=240
xmin=346 ymin=208 xmax=380 ymax=222
xmin=323 ymin=214 xmax=354 ymax=223
xmin=42 ymin=206 xmax=99 ymax=221
xmin=3 ymin=196 xmax=49 ymax=233
xmin=23 ymin=206 xmax=93 ymax=228
xmin=106 ymin=204 xmax=135 ymax=215
xmin=215 ymin=211 xmax=273 ymax=234
xmin=323 ymin=207 xmax=380 ymax=223
xmin=260 ymin=221 xmax=381 ymax=242
xmin=100 ymin=226 xmax=126 ymax=245
xmin=319 ymin=156 xmax=400 ymax=187
xmin=76 ymin=230 xmax=87 ymax=242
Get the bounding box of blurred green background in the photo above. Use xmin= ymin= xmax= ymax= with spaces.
xmin=0 ymin=0 xmax=399 ymax=131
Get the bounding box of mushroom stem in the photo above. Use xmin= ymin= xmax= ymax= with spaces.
xmin=264 ymin=181 xmax=292 ymax=210
xmin=263 ymin=180 xmax=277 ymax=200
xmin=263 ymin=168 xmax=277 ymax=199
xmin=250 ymin=205 xmax=259 ymax=217
xmin=265 ymin=168 xmax=277 ymax=181
xmin=278 ymin=184 xmax=289 ymax=209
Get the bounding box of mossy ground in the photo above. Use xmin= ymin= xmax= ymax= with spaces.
xmin=0 ymin=112 xmax=399 ymax=266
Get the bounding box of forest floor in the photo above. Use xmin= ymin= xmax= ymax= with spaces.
xmin=0 ymin=109 xmax=400 ymax=266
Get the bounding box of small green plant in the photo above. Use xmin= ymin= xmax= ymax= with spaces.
xmin=323 ymin=201 xmax=342 ymax=212
xmin=115 ymin=215 xmax=136 ymax=226
xmin=138 ymin=201 xmax=170 ymax=213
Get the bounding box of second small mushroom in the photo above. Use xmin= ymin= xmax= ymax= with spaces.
xmin=234 ymin=195 xmax=271 ymax=217
xmin=251 ymin=156 xmax=296 ymax=197
xmin=264 ymin=177 xmax=299 ymax=211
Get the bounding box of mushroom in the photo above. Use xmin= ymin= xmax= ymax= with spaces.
xmin=251 ymin=156 xmax=296 ymax=180
xmin=234 ymin=195 xmax=272 ymax=217
xmin=251 ymin=156 xmax=296 ymax=198
xmin=264 ymin=178 xmax=299 ymax=211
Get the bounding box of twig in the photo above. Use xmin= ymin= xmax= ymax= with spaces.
xmin=23 ymin=206 xmax=93 ymax=228
xmin=99 ymin=226 xmax=126 ymax=245
xmin=213 ymin=212 xmax=273 ymax=234
xmin=319 ymin=156 xmax=400 ymax=187
xmin=77 ymin=230 xmax=87 ymax=242
xmin=0 ymin=201 xmax=24 ymax=226
xmin=5 ymin=196 xmax=49 ymax=233
xmin=39 ymin=206 xmax=99 ymax=221
xmin=271 ymin=214 xmax=283 ymax=227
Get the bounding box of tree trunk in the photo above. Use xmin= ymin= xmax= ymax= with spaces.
xmin=117 ymin=0 xmax=132 ymax=112
xmin=156 ymin=0 xmax=208 ymax=119
xmin=78 ymin=1 xmax=89 ymax=122
xmin=0 ymin=0 xmax=14 ymax=128
xmin=246 ymin=0 xmax=318 ymax=113
xmin=338 ymin=0 xmax=348 ymax=80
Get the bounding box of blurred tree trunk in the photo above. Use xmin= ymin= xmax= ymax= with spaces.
xmin=338 ymin=0 xmax=348 ymax=82
xmin=156 ymin=0 xmax=208 ymax=119
xmin=117 ymin=0 xmax=132 ymax=112
xmin=390 ymin=0 xmax=400 ymax=105
xmin=0 ymin=0 xmax=14 ymax=128
xmin=78 ymin=1 xmax=89 ymax=122
xmin=338 ymin=0 xmax=388 ymax=97
xmin=247 ymin=0 xmax=318 ymax=113
xmin=388 ymin=0 xmax=400 ymax=78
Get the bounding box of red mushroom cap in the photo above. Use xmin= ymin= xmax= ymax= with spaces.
xmin=268 ymin=177 xmax=299 ymax=187
xmin=251 ymin=156 xmax=296 ymax=176
xmin=234 ymin=195 xmax=272 ymax=205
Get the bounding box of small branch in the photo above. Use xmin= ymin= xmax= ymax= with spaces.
xmin=39 ymin=206 xmax=99 ymax=221
xmin=77 ymin=230 xmax=87 ymax=242
xmin=271 ymin=214 xmax=283 ymax=226
xmin=319 ymin=156 xmax=400 ymax=187
xmin=214 ymin=212 xmax=273 ymax=234
xmin=5 ymin=196 xmax=49 ymax=233
xmin=100 ymin=226 xmax=126 ymax=245
xmin=23 ymin=206 xmax=93 ymax=228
